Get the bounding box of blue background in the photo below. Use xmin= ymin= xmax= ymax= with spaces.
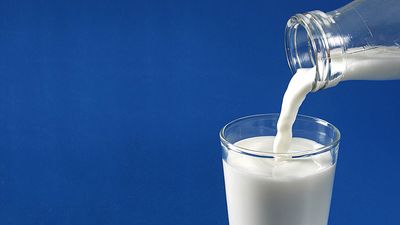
xmin=0 ymin=0 xmax=399 ymax=224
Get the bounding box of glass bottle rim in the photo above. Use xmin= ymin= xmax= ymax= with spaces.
xmin=285 ymin=11 xmax=344 ymax=91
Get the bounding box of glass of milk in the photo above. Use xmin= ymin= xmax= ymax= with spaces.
xmin=220 ymin=114 xmax=340 ymax=225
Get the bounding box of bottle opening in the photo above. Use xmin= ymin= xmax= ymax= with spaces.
xmin=285 ymin=14 xmax=319 ymax=91
xmin=285 ymin=20 xmax=317 ymax=71
xmin=285 ymin=11 xmax=339 ymax=91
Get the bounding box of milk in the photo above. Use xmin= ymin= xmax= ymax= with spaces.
xmin=223 ymin=136 xmax=335 ymax=225
xmin=273 ymin=67 xmax=316 ymax=153
xmin=314 ymin=46 xmax=400 ymax=89
xmin=340 ymin=46 xmax=400 ymax=81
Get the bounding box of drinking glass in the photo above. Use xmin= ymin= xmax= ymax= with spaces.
xmin=220 ymin=114 xmax=341 ymax=225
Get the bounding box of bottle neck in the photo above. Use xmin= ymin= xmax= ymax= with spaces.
xmin=285 ymin=11 xmax=346 ymax=91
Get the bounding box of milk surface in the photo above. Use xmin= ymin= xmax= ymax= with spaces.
xmin=223 ymin=136 xmax=335 ymax=225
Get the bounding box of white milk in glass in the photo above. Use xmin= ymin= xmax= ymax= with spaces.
xmin=223 ymin=136 xmax=335 ymax=225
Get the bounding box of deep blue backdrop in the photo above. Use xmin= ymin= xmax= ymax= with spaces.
xmin=0 ymin=0 xmax=399 ymax=224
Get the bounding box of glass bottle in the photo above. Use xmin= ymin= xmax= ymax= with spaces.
xmin=285 ymin=0 xmax=400 ymax=91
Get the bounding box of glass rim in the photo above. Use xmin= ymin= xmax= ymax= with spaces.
xmin=219 ymin=113 xmax=341 ymax=158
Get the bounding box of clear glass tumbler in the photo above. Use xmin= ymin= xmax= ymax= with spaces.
xmin=220 ymin=114 xmax=340 ymax=225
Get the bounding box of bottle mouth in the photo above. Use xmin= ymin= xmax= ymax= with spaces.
xmin=285 ymin=11 xmax=337 ymax=91
xmin=285 ymin=15 xmax=317 ymax=73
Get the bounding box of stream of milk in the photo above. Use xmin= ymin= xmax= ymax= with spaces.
xmin=273 ymin=67 xmax=316 ymax=153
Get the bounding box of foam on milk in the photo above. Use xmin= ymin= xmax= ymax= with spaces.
xmin=273 ymin=67 xmax=316 ymax=153
xmin=224 ymin=136 xmax=335 ymax=225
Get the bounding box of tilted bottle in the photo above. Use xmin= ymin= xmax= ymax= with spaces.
xmin=285 ymin=0 xmax=400 ymax=91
